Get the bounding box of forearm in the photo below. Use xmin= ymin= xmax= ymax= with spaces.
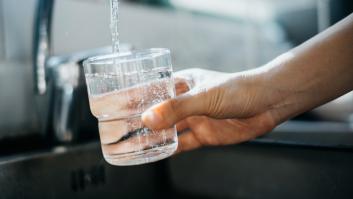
xmin=261 ymin=14 xmax=353 ymax=124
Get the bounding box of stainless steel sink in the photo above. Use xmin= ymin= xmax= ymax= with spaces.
xmin=0 ymin=142 xmax=168 ymax=198
xmin=1 ymin=121 xmax=353 ymax=199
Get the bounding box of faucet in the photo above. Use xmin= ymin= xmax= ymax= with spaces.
xmin=32 ymin=0 xmax=112 ymax=143
xmin=33 ymin=0 xmax=53 ymax=95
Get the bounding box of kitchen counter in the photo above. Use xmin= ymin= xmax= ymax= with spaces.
xmin=258 ymin=120 xmax=353 ymax=148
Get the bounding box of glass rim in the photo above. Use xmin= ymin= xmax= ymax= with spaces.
xmin=82 ymin=48 xmax=170 ymax=67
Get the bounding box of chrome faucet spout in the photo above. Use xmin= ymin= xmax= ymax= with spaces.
xmin=33 ymin=0 xmax=54 ymax=95
xmin=32 ymin=0 xmax=127 ymax=143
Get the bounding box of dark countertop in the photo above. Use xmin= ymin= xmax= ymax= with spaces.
xmin=256 ymin=121 xmax=353 ymax=148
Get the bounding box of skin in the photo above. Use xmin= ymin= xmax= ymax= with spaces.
xmin=141 ymin=13 xmax=353 ymax=154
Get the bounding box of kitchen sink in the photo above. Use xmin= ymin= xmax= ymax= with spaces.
xmin=0 ymin=142 xmax=167 ymax=198
xmin=1 ymin=120 xmax=353 ymax=199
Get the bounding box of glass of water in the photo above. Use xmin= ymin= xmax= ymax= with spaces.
xmin=83 ymin=48 xmax=177 ymax=166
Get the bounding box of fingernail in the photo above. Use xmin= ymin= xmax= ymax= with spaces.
xmin=142 ymin=110 xmax=162 ymax=128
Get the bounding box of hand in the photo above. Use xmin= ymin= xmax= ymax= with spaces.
xmin=143 ymin=14 xmax=353 ymax=154
xmin=142 ymin=68 xmax=279 ymax=153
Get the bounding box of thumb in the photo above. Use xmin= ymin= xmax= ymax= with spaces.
xmin=141 ymin=91 xmax=210 ymax=130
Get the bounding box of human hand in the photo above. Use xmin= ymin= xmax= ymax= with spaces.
xmin=142 ymin=68 xmax=279 ymax=153
xmin=142 ymin=14 xmax=353 ymax=154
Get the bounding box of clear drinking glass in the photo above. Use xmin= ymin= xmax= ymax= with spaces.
xmin=83 ymin=48 xmax=178 ymax=166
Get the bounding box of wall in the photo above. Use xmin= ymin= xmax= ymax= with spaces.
xmin=0 ymin=0 xmax=4 ymax=60
xmin=0 ymin=0 xmax=291 ymax=138
xmin=0 ymin=0 xmax=38 ymax=137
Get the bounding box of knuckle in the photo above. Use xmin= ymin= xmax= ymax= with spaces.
xmin=204 ymin=87 xmax=224 ymax=117
xmin=168 ymin=98 xmax=179 ymax=114
xmin=167 ymin=98 xmax=183 ymax=122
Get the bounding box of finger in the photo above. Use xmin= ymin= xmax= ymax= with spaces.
xmin=174 ymin=74 xmax=195 ymax=96
xmin=98 ymin=119 xmax=130 ymax=145
xmin=175 ymin=130 xmax=202 ymax=154
xmin=90 ymin=78 xmax=172 ymax=119
xmin=176 ymin=119 xmax=189 ymax=132
xmin=102 ymin=127 xmax=175 ymax=155
xmin=98 ymin=116 xmax=145 ymax=145
xmin=142 ymin=92 xmax=207 ymax=130
xmin=174 ymin=77 xmax=192 ymax=96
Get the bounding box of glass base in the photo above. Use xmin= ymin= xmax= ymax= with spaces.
xmin=103 ymin=142 xmax=177 ymax=166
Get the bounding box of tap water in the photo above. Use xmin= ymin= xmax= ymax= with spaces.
xmin=110 ymin=0 xmax=120 ymax=53
xmin=86 ymin=67 xmax=177 ymax=166
xmin=104 ymin=0 xmax=177 ymax=165
xmin=110 ymin=0 xmax=129 ymax=103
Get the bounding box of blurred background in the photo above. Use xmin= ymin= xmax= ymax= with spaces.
xmin=0 ymin=0 xmax=353 ymax=198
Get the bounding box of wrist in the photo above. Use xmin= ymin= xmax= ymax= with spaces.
xmin=258 ymin=55 xmax=318 ymax=125
xmin=250 ymin=64 xmax=300 ymax=125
